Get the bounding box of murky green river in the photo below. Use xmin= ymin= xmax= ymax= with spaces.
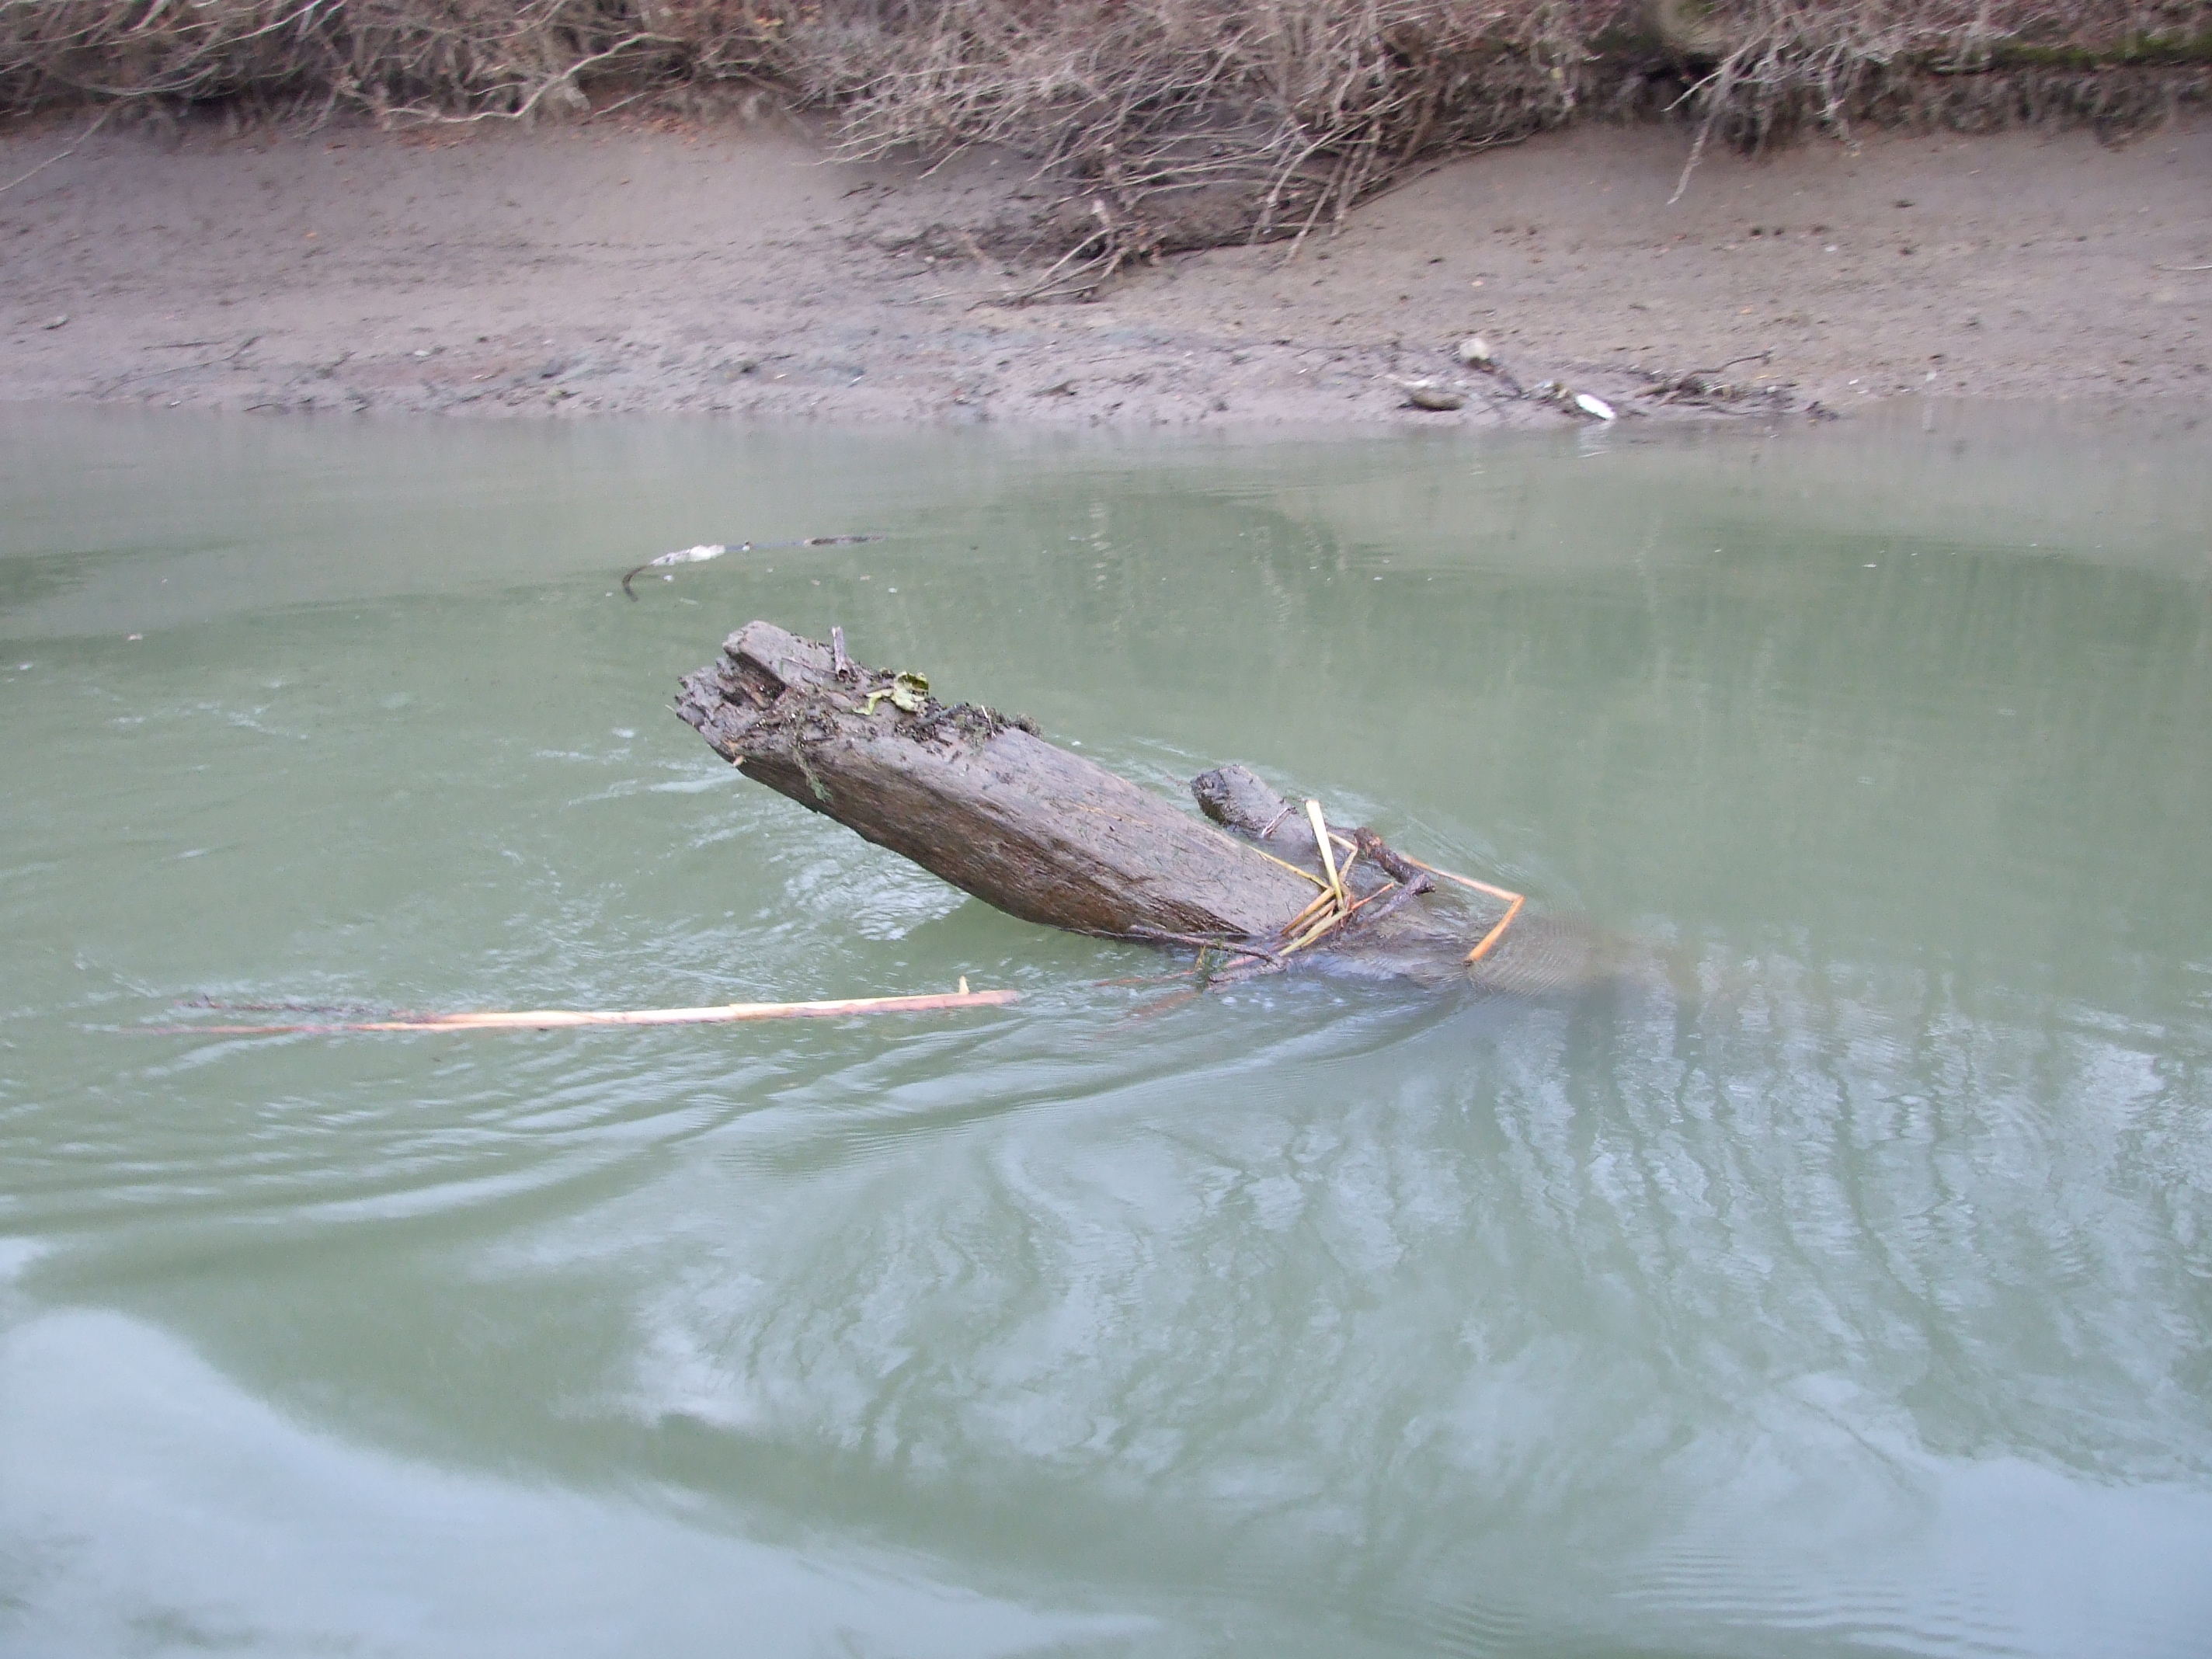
xmin=3 ymin=405 xmax=2209 ymax=1658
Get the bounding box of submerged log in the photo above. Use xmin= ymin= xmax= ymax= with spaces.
xmin=675 ymin=621 xmax=1623 ymax=991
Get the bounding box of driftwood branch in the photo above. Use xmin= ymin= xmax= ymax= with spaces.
xmin=676 ymin=622 xmax=1625 ymax=993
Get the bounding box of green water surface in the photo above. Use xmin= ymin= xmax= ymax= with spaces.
xmin=2 ymin=405 xmax=2209 ymax=1658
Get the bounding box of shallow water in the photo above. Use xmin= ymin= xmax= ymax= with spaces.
xmin=2 ymin=405 xmax=2210 ymax=1659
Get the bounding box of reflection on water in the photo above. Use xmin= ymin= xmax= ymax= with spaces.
xmin=0 ymin=1309 xmax=1142 ymax=1658
xmin=2 ymin=405 xmax=2210 ymax=1657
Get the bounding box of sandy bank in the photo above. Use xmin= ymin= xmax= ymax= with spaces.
xmin=2 ymin=112 xmax=2207 ymax=427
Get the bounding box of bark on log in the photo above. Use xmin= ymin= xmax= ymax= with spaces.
xmin=675 ymin=622 xmax=1622 ymax=991
xmin=676 ymin=621 xmax=1316 ymax=941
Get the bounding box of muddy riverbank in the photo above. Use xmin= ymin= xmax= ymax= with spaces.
xmin=2 ymin=110 xmax=2207 ymax=427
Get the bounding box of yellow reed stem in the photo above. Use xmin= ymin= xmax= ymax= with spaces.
xmin=1400 ymin=854 xmax=1523 ymax=906
xmin=1463 ymin=892 xmax=1525 ymax=965
xmin=1250 ymin=844 xmax=1330 ymax=889
xmin=1305 ymin=799 xmax=1341 ymax=896
xmin=1379 ymin=853 xmax=1528 ymax=966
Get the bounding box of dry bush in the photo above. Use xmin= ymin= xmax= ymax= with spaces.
xmin=0 ymin=1 xmax=795 ymax=120
xmin=791 ymin=1 xmax=2208 ymax=270
xmin=1650 ymin=2 xmax=2212 ymax=158
xmin=786 ymin=2 xmax=1634 ymax=270
xmin=3 ymin=0 xmax=2205 ymax=258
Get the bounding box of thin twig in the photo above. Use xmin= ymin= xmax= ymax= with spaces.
xmin=1463 ymin=892 xmax=1525 ymax=965
xmin=0 ymin=105 xmax=110 ymax=197
xmin=384 ymin=33 xmax=669 ymax=128
xmin=1119 ymin=928 xmax=1282 ymax=967
xmin=148 ymin=986 xmax=1017 ymax=1035
xmin=1668 ymin=110 xmax=1718 ymax=206
xmin=1685 ymin=351 xmax=1774 ymax=377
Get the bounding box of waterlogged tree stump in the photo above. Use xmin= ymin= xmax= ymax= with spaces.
xmin=675 ymin=621 xmax=1619 ymax=991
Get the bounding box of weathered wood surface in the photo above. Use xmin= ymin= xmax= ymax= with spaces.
xmin=676 ymin=622 xmax=1317 ymax=941
xmin=675 ymin=621 xmax=1625 ymax=991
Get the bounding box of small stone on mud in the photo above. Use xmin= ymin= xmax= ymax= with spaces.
xmin=42 ymin=314 xmax=68 ymax=330
xmin=1404 ymin=382 xmax=1466 ymax=412
xmin=1456 ymin=336 xmax=1493 ymax=365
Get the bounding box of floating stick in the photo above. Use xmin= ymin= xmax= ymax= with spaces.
xmin=621 ymin=534 xmax=885 ymax=599
xmin=153 ymin=987 xmax=1017 ymax=1035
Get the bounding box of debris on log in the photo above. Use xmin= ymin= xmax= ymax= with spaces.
xmin=676 ymin=621 xmax=1623 ymax=993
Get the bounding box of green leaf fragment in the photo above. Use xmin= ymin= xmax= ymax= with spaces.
xmin=861 ymin=671 xmax=930 ymax=717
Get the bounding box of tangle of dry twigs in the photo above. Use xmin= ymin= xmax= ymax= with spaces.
xmin=3 ymin=2 xmax=2204 ymax=256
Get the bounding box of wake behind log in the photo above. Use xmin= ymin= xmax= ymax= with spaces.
xmin=674 ymin=622 xmax=1618 ymax=991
